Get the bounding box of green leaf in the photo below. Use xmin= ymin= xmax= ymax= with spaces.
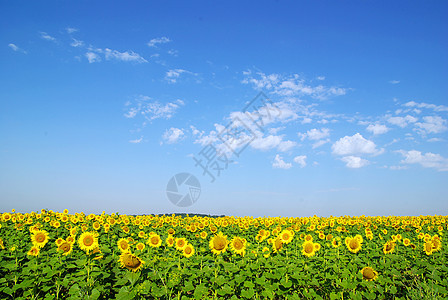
xmin=193 ymin=284 xmax=208 ymax=299
xmin=241 ymin=288 xmax=255 ymax=298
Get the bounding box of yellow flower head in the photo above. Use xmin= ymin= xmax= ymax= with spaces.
xmin=119 ymin=252 xmax=145 ymax=272
xmin=31 ymin=230 xmax=49 ymax=248
xmin=230 ymin=236 xmax=247 ymax=256
xmin=209 ymin=232 xmax=228 ymax=255
xmin=78 ymin=231 xmax=99 ymax=253
xmin=302 ymin=241 xmax=316 ymax=257
xmin=361 ymin=267 xmax=378 ymax=281
xmin=182 ymin=244 xmax=195 ymax=258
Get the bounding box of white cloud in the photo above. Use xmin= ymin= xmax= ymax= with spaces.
xmin=272 ymin=154 xmax=292 ymax=169
xmin=39 ymin=32 xmax=56 ymax=41
xmin=163 ymin=128 xmax=185 ymax=144
xmin=299 ymin=128 xmax=330 ymax=141
xmin=414 ymin=116 xmax=447 ymax=135
xmin=165 ymin=69 xmax=190 ymax=83
xmin=293 ymin=155 xmax=307 ymax=168
xmin=389 ymin=80 xmax=400 ymax=84
xmin=66 ymin=27 xmax=78 ymax=34
xmin=8 ymin=43 xmax=27 ymax=54
xmin=70 ymin=38 xmax=84 ymax=47
xmin=316 ymin=76 xmax=325 ymax=81
xmin=129 ymin=137 xmax=143 ymax=144
xmin=387 ymin=115 xmax=418 ymax=128
xmin=366 ymin=124 xmax=389 ymax=135
xmin=332 ymin=133 xmax=383 ymax=156
xmin=404 ymin=101 xmax=448 ymax=112
xmin=278 ymin=140 xmax=297 ymax=152
xmin=104 ymin=48 xmax=147 ymax=63
xmin=341 ymin=156 xmax=369 ymax=168
xmin=147 ymin=37 xmax=171 ymax=47
xmin=85 ymin=52 xmax=101 ymax=63
xmin=241 ymin=71 xmax=348 ymax=100
xmin=397 ymin=150 xmax=448 ymax=171
xmin=312 ymin=139 xmax=330 ymax=149
xmin=124 ymin=96 xmax=184 ymax=121
xmin=427 ymin=137 xmax=443 ymax=142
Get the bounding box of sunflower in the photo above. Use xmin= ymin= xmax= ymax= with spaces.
xmin=138 ymin=231 xmax=145 ymax=238
xmin=0 ymin=237 xmax=5 ymax=249
xmin=182 ymin=244 xmax=195 ymax=258
xmin=58 ymin=242 xmax=73 ymax=256
xmin=119 ymin=252 xmax=145 ymax=272
xmin=431 ymin=236 xmax=442 ymax=252
xmin=166 ymin=235 xmax=175 ymax=247
xmin=361 ymin=267 xmax=378 ymax=281
xmin=272 ymin=237 xmax=283 ymax=253
xmin=136 ymin=242 xmax=145 ymax=251
xmin=175 ymin=238 xmax=188 ymax=251
xmin=403 ymin=238 xmax=411 ymax=246
xmin=147 ymin=234 xmax=162 ymax=248
xmin=167 ymin=228 xmax=175 ymax=235
xmin=279 ymin=230 xmax=294 ymax=244
xmin=383 ymin=241 xmax=395 ymax=254
xmin=117 ymin=238 xmax=130 ymax=252
xmin=66 ymin=236 xmax=75 ymax=244
xmin=302 ymin=241 xmax=316 ymax=257
xmin=78 ymin=231 xmax=99 ymax=253
xmin=230 ymin=237 xmax=247 ymax=256
xmin=92 ymin=222 xmax=101 ymax=231
xmin=200 ymin=231 xmax=208 ymax=239
xmin=262 ymin=246 xmax=270 ymax=258
xmin=304 ymin=234 xmax=313 ymax=242
xmin=314 ymin=242 xmax=321 ymax=251
xmin=27 ymin=246 xmax=40 ymax=257
xmin=209 ymin=232 xmax=228 ymax=255
xmin=31 ymin=230 xmax=49 ymax=248
xmin=55 ymin=238 xmax=65 ymax=246
xmin=331 ymin=237 xmax=341 ymax=248
xmin=423 ymin=241 xmax=433 ymax=255
xmin=345 ymin=235 xmax=363 ymax=253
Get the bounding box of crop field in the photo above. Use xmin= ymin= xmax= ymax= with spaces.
xmin=0 ymin=210 xmax=446 ymax=299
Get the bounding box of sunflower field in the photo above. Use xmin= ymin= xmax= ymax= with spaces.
xmin=0 ymin=210 xmax=447 ymax=300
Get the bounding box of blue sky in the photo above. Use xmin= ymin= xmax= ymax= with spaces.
xmin=1 ymin=0 xmax=447 ymax=217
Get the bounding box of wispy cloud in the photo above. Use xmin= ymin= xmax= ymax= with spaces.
xmin=165 ymin=69 xmax=196 ymax=83
xmin=340 ymin=156 xmax=370 ymax=168
xmin=124 ymin=96 xmax=185 ymax=122
xmin=366 ymin=124 xmax=389 ymax=135
xmin=8 ymin=43 xmax=27 ymax=54
xmin=85 ymin=52 xmax=101 ymax=63
xmin=272 ymin=154 xmax=292 ymax=169
xmin=162 ymin=128 xmax=185 ymax=144
xmin=129 ymin=137 xmax=143 ymax=144
xmin=70 ymin=38 xmax=84 ymax=47
xmin=397 ymin=150 xmax=448 ymax=171
xmin=147 ymin=37 xmax=171 ymax=47
xmin=104 ymin=48 xmax=147 ymax=63
xmin=39 ymin=31 xmax=56 ymax=42
xmin=414 ymin=116 xmax=447 ymax=135
xmin=389 ymin=80 xmax=400 ymax=84
xmin=293 ymin=155 xmax=307 ymax=168
xmin=66 ymin=27 xmax=78 ymax=34
xmin=242 ymin=71 xmax=348 ymax=100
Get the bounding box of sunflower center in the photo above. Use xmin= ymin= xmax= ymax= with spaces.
xmin=385 ymin=243 xmax=393 ymax=251
xmin=177 ymin=240 xmax=185 ymax=247
xmin=233 ymin=239 xmax=243 ymax=250
xmin=151 ymin=236 xmax=159 ymax=245
xmin=185 ymin=247 xmax=192 ymax=254
xmin=36 ymin=234 xmax=45 ymax=243
xmin=83 ymin=236 xmax=94 ymax=246
xmin=282 ymin=233 xmax=289 ymax=240
xmin=274 ymin=239 xmax=283 ymax=250
xmin=305 ymin=243 xmax=314 ymax=253
xmin=61 ymin=243 xmax=70 ymax=252
xmin=363 ymin=268 xmax=374 ymax=280
xmin=213 ymin=237 xmax=226 ymax=250
xmin=349 ymin=239 xmax=359 ymax=249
